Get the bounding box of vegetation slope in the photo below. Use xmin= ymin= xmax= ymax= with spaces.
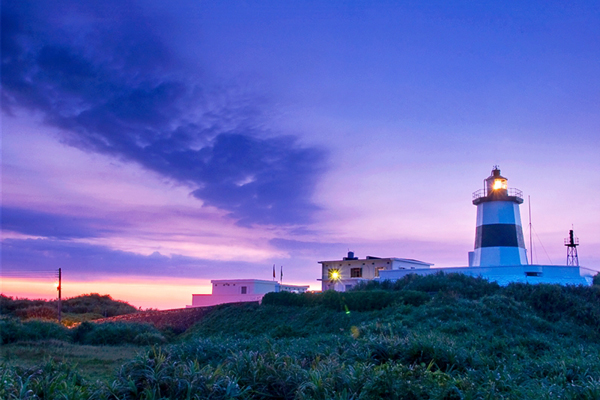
xmin=1 ymin=293 xmax=138 ymax=324
xmin=2 ymin=273 xmax=600 ymax=399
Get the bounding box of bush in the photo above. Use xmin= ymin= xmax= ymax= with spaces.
xmin=0 ymin=361 xmax=98 ymax=399
xmin=75 ymin=322 xmax=161 ymax=345
xmin=62 ymin=293 xmax=137 ymax=317
xmin=264 ymin=290 xmax=407 ymax=311
xmin=396 ymin=290 xmax=431 ymax=306
xmin=270 ymin=324 xmax=303 ymax=339
xmin=133 ymin=332 xmax=167 ymax=345
xmin=0 ymin=318 xmax=21 ymax=344
xmin=0 ymin=318 xmax=71 ymax=344
xmin=14 ymin=305 xmax=57 ymax=320
xmin=0 ymin=293 xmax=138 ymax=320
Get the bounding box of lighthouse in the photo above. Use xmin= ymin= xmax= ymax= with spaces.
xmin=471 ymin=166 xmax=528 ymax=266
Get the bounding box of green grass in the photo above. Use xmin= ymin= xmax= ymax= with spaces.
xmin=0 ymin=341 xmax=143 ymax=382
xmin=3 ymin=273 xmax=600 ymax=399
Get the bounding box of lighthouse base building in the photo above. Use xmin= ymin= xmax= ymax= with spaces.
xmin=377 ymin=264 xmax=596 ymax=286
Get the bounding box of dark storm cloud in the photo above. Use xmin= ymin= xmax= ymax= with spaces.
xmin=1 ymin=207 xmax=112 ymax=239
xmin=0 ymin=238 xmax=259 ymax=280
xmin=1 ymin=0 xmax=326 ymax=226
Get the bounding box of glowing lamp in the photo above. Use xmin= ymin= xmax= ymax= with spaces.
xmin=482 ymin=166 xmax=509 ymax=196
xmin=493 ymin=179 xmax=507 ymax=191
xmin=329 ymin=269 xmax=340 ymax=280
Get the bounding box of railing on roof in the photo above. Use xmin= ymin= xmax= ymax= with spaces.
xmin=564 ymin=237 xmax=579 ymax=246
xmin=472 ymin=188 xmax=523 ymax=201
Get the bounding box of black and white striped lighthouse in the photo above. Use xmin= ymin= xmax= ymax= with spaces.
xmin=471 ymin=166 xmax=528 ymax=266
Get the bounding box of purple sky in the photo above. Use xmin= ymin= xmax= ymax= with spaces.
xmin=2 ymin=0 xmax=599 ymax=307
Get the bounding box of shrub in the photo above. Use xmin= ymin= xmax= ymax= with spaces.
xmin=264 ymin=290 xmax=404 ymax=311
xmin=270 ymin=324 xmax=303 ymax=339
xmin=0 ymin=361 xmax=98 ymax=399
xmin=0 ymin=318 xmax=22 ymax=344
xmin=20 ymin=319 xmax=71 ymax=342
xmin=401 ymin=272 xmax=500 ymax=299
xmin=76 ymin=322 xmax=160 ymax=345
xmin=0 ymin=318 xmax=71 ymax=344
xmin=262 ymin=290 xmax=304 ymax=307
xmin=396 ymin=290 xmax=431 ymax=306
xmin=14 ymin=305 xmax=57 ymax=320
xmin=339 ymin=291 xmax=396 ymax=311
xmin=133 ymin=332 xmax=167 ymax=345
xmin=62 ymin=293 xmax=137 ymax=317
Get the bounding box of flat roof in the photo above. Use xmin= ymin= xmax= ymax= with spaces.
xmin=318 ymin=257 xmax=433 ymax=266
xmin=211 ymin=279 xmax=309 ymax=288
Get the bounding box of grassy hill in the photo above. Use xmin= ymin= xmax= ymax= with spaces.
xmin=2 ymin=273 xmax=600 ymax=399
xmin=0 ymin=293 xmax=139 ymax=325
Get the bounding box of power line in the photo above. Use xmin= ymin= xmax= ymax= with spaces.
xmin=531 ymin=225 xmax=554 ymax=265
xmin=1 ymin=268 xmax=58 ymax=279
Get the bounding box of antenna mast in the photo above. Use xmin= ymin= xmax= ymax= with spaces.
xmin=565 ymin=229 xmax=579 ymax=266
xmin=528 ymin=195 xmax=533 ymax=265
xmin=57 ymin=268 xmax=62 ymax=324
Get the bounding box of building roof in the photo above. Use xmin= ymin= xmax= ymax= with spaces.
xmin=318 ymin=257 xmax=433 ymax=266
xmin=210 ymin=279 xmax=309 ymax=288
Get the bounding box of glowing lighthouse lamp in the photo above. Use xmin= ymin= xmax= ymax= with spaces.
xmin=471 ymin=166 xmax=528 ymax=267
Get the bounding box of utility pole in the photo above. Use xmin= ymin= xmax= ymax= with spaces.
xmin=57 ymin=268 xmax=62 ymax=324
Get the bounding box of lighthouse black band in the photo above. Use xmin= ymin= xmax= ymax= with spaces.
xmin=475 ymin=224 xmax=525 ymax=249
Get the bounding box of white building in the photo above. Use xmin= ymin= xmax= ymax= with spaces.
xmin=187 ymin=279 xmax=309 ymax=308
xmin=318 ymin=252 xmax=433 ymax=291
xmin=378 ymin=264 xmax=596 ymax=286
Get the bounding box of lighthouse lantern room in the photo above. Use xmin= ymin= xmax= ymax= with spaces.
xmin=471 ymin=166 xmax=528 ymax=267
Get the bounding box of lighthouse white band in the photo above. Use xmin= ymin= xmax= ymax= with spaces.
xmin=472 ymin=247 xmax=528 ymax=266
xmin=476 ymin=201 xmax=523 ymax=226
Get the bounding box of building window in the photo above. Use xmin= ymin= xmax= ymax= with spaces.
xmin=241 ymin=286 xmax=247 ymax=294
xmin=525 ymin=272 xmax=542 ymax=277
xmin=351 ymin=268 xmax=362 ymax=278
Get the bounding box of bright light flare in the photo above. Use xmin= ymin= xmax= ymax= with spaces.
xmin=329 ymin=270 xmax=340 ymax=280
xmin=493 ymin=179 xmax=507 ymax=190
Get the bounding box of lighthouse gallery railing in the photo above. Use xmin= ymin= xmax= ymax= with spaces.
xmin=472 ymin=188 xmax=523 ymax=201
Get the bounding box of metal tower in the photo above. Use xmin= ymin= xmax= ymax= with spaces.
xmin=565 ymin=229 xmax=579 ymax=266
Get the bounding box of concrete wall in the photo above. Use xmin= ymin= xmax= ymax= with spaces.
xmin=212 ymin=280 xmax=279 ymax=296
xmin=189 ymin=279 xmax=309 ymax=308
xmin=379 ymin=265 xmax=596 ymax=286
xmin=190 ymin=294 xmax=265 ymax=307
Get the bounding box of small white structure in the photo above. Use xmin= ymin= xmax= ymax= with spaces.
xmin=187 ymin=279 xmax=309 ymax=308
xmin=318 ymin=252 xmax=433 ymax=291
